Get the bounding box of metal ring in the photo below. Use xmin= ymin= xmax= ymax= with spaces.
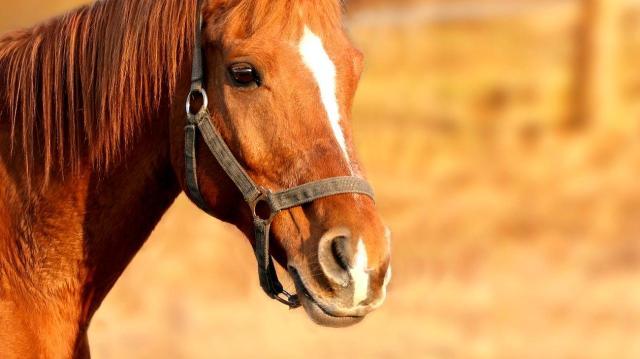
xmin=250 ymin=188 xmax=277 ymax=223
xmin=186 ymin=87 xmax=209 ymax=118
xmin=274 ymin=292 xmax=301 ymax=309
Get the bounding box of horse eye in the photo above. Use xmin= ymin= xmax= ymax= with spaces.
xmin=229 ymin=63 xmax=260 ymax=87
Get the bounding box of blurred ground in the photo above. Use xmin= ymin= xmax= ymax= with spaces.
xmin=3 ymin=0 xmax=640 ymax=358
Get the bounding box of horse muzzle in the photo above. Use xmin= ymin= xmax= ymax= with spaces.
xmin=288 ymin=227 xmax=392 ymax=327
xmin=289 ymin=265 xmax=389 ymax=327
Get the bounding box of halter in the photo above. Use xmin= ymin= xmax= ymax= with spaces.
xmin=184 ymin=6 xmax=375 ymax=308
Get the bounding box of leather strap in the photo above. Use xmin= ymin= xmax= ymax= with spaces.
xmin=268 ymin=177 xmax=374 ymax=212
xmin=184 ymin=2 xmax=375 ymax=308
xmin=194 ymin=111 xmax=261 ymax=203
xmin=191 ymin=9 xmax=204 ymax=87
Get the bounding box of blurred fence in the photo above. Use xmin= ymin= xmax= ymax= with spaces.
xmin=350 ymin=0 xmax=635 ymax=133
xmin=349 ymin=0 xmax=577 ymax=26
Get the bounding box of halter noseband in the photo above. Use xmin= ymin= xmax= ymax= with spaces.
xmin=184 ymin=7 xmax=375 ymax=308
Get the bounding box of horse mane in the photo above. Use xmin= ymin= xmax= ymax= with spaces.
xmin=0 ymin=0 xmax=197 ymax=185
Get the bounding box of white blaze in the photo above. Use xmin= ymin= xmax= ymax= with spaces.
xmin=298 ymin=26 xmax=351 ymax=164
xmin=350 ymin=239 xmax=370 ymax=306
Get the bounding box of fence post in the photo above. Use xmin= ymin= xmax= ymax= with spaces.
xmin=575 ymin=0 xmax=622 ymax=131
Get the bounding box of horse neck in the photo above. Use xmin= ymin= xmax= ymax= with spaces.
xmin=78 ymin=111 xmax=182 ymax=311
xmin=0 ymin=90 xmax=182 ymax=357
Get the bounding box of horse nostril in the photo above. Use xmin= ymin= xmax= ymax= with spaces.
xmin=331 ymin=236 xmax=352 ymax=271
xmin=319 ymin=230 xmax=353 ymax=287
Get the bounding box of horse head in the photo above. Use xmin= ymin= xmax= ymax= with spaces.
xmin=170 ymin=0 xmax=392 ymax=327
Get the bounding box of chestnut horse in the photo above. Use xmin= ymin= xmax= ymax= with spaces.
xmin=0 ymin=0 xmax=392 ymax=357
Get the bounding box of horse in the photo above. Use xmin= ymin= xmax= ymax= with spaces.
xmin=0 ymin=0 xmax=392 ymax=357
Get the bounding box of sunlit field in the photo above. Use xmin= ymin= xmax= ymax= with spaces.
xmin=3 ymin=1 xmax=640 ymax=358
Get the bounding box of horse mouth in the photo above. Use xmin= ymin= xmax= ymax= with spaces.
xmin=288 ymin=267 xmax=365 ymax=328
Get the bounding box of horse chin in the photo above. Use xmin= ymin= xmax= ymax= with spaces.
xmin=289 ymin=267 xmax=364 ymax=328
xmin=298 ymin=295 xmax=365 ymax=328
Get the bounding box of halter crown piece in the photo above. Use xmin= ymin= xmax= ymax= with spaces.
xmin=184 ymin=4 xmax=376 ymax=308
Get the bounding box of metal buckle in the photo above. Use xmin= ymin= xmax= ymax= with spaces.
xmin=186 ymin=87 xmax=209 ymax=121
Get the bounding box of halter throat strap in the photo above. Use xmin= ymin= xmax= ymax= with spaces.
xmin=184 ymin=5 xmax=375 ymax=308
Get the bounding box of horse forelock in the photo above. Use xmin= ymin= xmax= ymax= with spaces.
xmin=209 ymin=0 xmax=344 ymax=40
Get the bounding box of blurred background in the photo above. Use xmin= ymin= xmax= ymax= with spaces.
xmin=3 ymin=0 xmax=640 ymax=358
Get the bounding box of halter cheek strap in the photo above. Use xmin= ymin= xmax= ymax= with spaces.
xmin=184 ymin=6 xmax=375 ymax=308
